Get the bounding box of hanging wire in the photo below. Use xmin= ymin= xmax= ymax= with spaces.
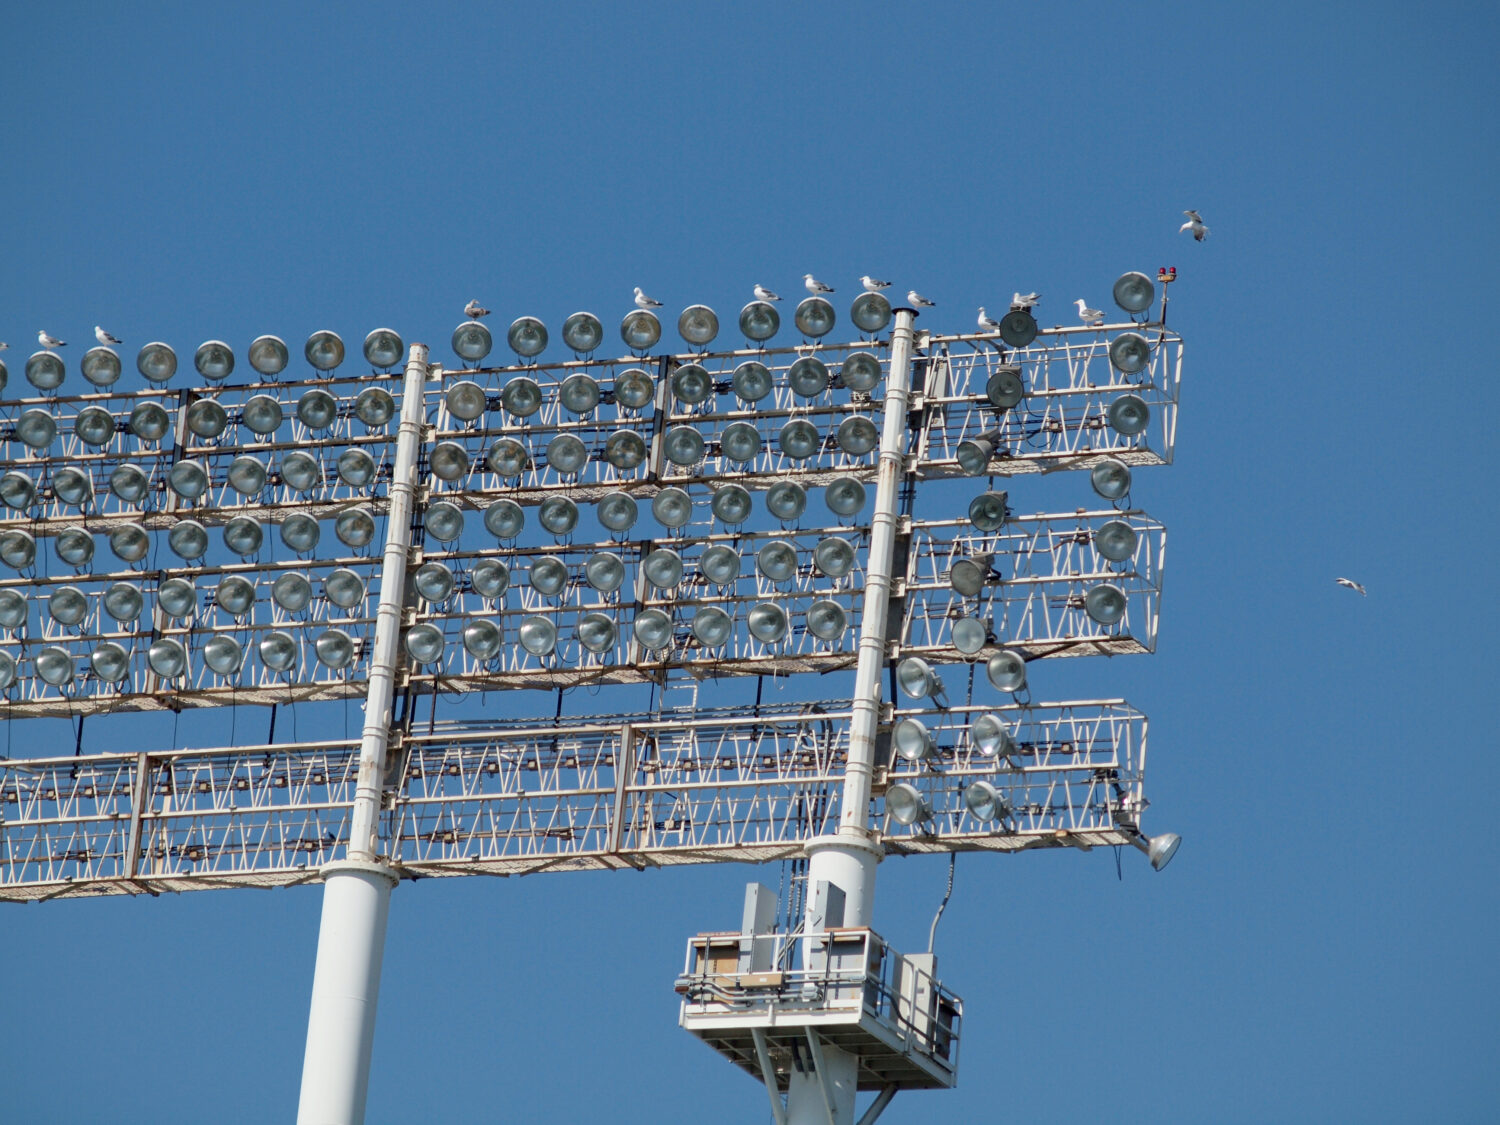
xmin=927 ymin=852 xmax=957 ymax=954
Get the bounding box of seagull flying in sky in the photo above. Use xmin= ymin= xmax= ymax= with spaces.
xmin=803 ymin=274 xmax=835 ymax=295
xmin=0 ymin=342 xmax=9 ymax=351
xmin=860 ymin=276 xmax=892 ymax=292
xmin=753 ymin=284 xmax=782 ymax=302
xmin=464 ymin=299 xmax=490 ymax=319
xmin=907 ymin=290 xmax=936 ymax=308
xmin=1074 ymin=299 xmax=1104 ymax=325
xmin=1011 ymin=292 xmax=1040 ymax=310
xmin=94 ymin=326 xmax=122 ymax=346
xmin=978 ymin=307 xmax=1002 ymax=332
xmin=1180 ymin=210 xmax=1210 ymax=241
xmin=1335 ymin=577 xmax=1367 ymax=596
xmin=633 ymin=287 xmax=663 ymax=309
xmin=38 ymin=331 xmax=66 ymax=349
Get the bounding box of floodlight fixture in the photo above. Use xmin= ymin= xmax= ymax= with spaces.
xmin=896 ymin=657 xmax=945 ymax=704
xmin=885 ymin=782 xmax=931 ymax=826
xmin=102 ymin=581 xmax=145 ymax=622
xmin=562 ymin=312 xmax=604 ymax=355
xmin=691 ymin=606 xmax=733 ymax=648
xmin=337 ymin=448 xmax=377 ymax=488
xmin=671 ymin=364 xmax=712 ymax=405
xmin=223 ymin=516 xmax=264 ymax=557
xmin=841 ymin=351 xmax=882 ymax=392
xmin=0 ymin=589 xmax=25 ymax=628
xmin=147 ymin=638 xmax=188 ymax=679
xmin=304 ymin=331 xmax=345 ymax=371
xmin=756 ymin=540 xmax=798 ymax=583
xmin=559 ymin=373 xmax=601 ymax=414
xmin=663 ymin=425 xmax=706 ymax=466
xmin=168 ymin=519 xmax=210 ymax=560
xmin=963 ymin=781 xmax=1011 ymax=822
xmin=948 ymin=552 xmax=996 ymax=597
xmin=577 ymin=613 xmax=617 ymax=654
xmin=403 ymin=623 xmax=445 ymax=665
xmin=260 ymin=631 xmax=299 ymax=672
xmin=16 ymin=409 xmax=57 ymax=450
xmin=998 ymin=309 xmax=1039 ymax=348
xmin=621 ymin=310 xmax=661 ymax=351
xmin=836 ymin=415 xmax=878 ymax=456
xmin=284 ymin=451 xmax=325 ymax=495
xmin=280 ymin=513 xmax=321 ymax=553
xmin=158 ymin=578 xmax=197 ymax=621
xmin=227 ymin=456 xmax=267 ymax=496
xmin=36 ymin=645 xmax=76 ymax=687
xmin=746 ymin=602 xmax=788 ymax=644
xmin=487 ymin=438 xmax=530 ymax=478
xmin=967 ymin=491 xmax=1010 ymax=532
xmin=53 ymin=467 xmax=94 ymax=507
xmin=128 ymin=401 xmax=171 ymax=442
xmin=985 ymin=366 xmax=1025 ymax=409
xmin=1084 ymin=583 xmax=1127 ymax=626
xmin=1145 ymin=832 xmax=1182 ymax=871
xmin=272 ymin=572 xmax=313 ymax=613
xmin=633 ymin=608 xmax=674 ymax=651
xmin=893 ymin=717 xmax=936 ymax=762
xmin=738 ymin=301 xmax=780 ymax=342
xmin=248 ymin=335 xmax=289 ymax=376
xmin=315 ymin=629 xmax=357 ymax=670
xmin=484 ymin=499 xmax=525 ymax=539
xmin=48 ymin=586 xmax=88 ymax=626
xmin=1108 ymin=333 xmax=1151 ymax=375
xmin=732 ymin=361 xmax=772 ymax=403
xmin=0 ymin=650 xmax=16 ymax=689
xmin=956 ymin=429 xmax=1003 ymax=476
xmin=501 ymin=377 xmax=542 ymax=419
xmin=778 ymin=419 xmax=820 ymax=460
xmin=985 ymin=650 xmax=1027 ymax=693
xmin=678 ymin=305 xmax=719 ymax=347
xmin=109 ymin=464 xmax=150 ymax=503
xmin=0 ymin=529 xmax=35 ymax=569
xmin=0 ymin=472 xmax=34 ymax=510
xmin=90 ymin=642 xmax=131 ymax=684
xmin=168 ymin=459 xmax=210 ymax=500
xmin=951 ymin=616 xmax=989 ymax=655
xmin=429 ymin=442 xmax=470 ymax=482
xmin=794 ymin=296 xmax=835 ymax=338
xmin=463 ymin=619 xmax=503 ymax=660
xmin=324 ymin=568 xmax=367 ymax=610
xmin=644 ymin=548 xmax=684 ymax=590
xmin=452 ymin=321 xmax=492 ymax=363
xmin=1090 ymin=457 xmax=1132 ymax=502
xmin=652 ymin=487 xmax=693 ymax=529
xmin=1094 ymin=520 xmax=1138 ymax=562
xmin=825 ymin=477 xmax=866 ymax=517
xmin=788 ymin=356 xmax=829 ymax=397
xmin=507 ymin=316 xmax=548 ymax=359
xmin=849 ymin=292 xmax=892 ymax=334
xmin=1112 ymin=271 xmax=1156 ymax=314
xmin=445 ymin=381 xmax=487 ymax=422
xmin=108 ymin=524 xmax=150 ymax=564
xmin=56 ymin=527 xmax=95 ymax=567
xmin=528 ymin=557 xmax=569 ymax=597
xmin=424 ymin=501 xmax=465 ymax=542
xmin=719 ymin=422 xmax=761 ymax=464
xmin=699 ymin=544 xmax=741 ymax=586
xmin=415 ymin=562 xmax=457 ymax=603
xmin=186 ymin=398 xmax=229 ymax=439
xmin=297 ymin=389 xmax=339 ymax=430
xmin=25 ymin=352 xmax=65 ymax=392
xmin=81 ymin=347 xmax=122 ymax=387
xmin=1107 ymin=394 xmax=1150 ymax=436
xmin=363 ymin=328 xmax=404 ymax=369
xmin=137 ymin=342 xmax=178 ymax=383
xmin=335 ymin=507 xmax=376 ymax=549
xmin=214 ymin=575 xmax=256 ymax=617
xmin=710 ymin=485 xmax=753 ymax=525
xmin=243 ymin=395 xmax=285 ymax=435
xmin=968 ymin=712 xmax=1016 ymax=760
xmin=195 ymin=340 xmax=235 ymax=381
xmin=813 ymin=537 xmax=855 ymax=579
xmin=614 ymin=368 xmax=654 ymax=409
xmin=597 ymin=492 xmax=638 ymax=533
xmin=74 ymin=406 xmax=116 ymax=447
xmin=604 ymin=429 xmax=647 ymax=471
xmin=806 ymin=599 xmax=847 ymax=642
xmin=468 ymin=558 xmax=510 ymax=599
xmin=585 ymin=551 xmax=626 ymax=593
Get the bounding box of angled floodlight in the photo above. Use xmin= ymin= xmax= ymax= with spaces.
xmin=778 ymin=419 xmax=820 ymax=460
xmin=719 ymin=422 xmax=761 ymax=464
xmin=643 ymin=548 xmax=684 ymax=590
xmin=671 ymin=363 xmax=712 ymax=405
xmin=585 ymin=551 xmax=626 ymax=593
xmin=985 ymin=365 xmax=1025 ymax=409
xmin=679 ymin=305 xmax=719 ymax=347
xmin=633 ymin=608 xmax=674 ymax=651
xmin=836 ymin=415 xmax=878 ymax=456
xmin=108 ymin=524 xmax=150 ymax=564
xmin=214 ymin=575 xmax=256 ymax=617
xmin=297 ymin=388 xmax=339 ymax=430
xmin=335 ymin=507 xmax=376 ymax=549
xmin=109 ymin=464 xmax=151 ymax=503
xmin=424 ymin=501 xmax=465 ymax=542
xmin=806 ymin=599 xmax=847 ymax=642
xmin=0 ymin=650 xmax=16 ymax=689
xmin=430 ymin=441 xmax=470 ymax=481
xmin=324 ymin=568 xmax=367 ymax=610
xmin=74 ymin=405 xmax=117 ymax=447
xmin=0 ymin=529 xmax=36 ymax=569
xmin=168 ymin=459 xmax=210 ymax=500
xmin=484 ymin=498 xmax=525 ymax=539
xmin=355 ymin=387 xmax=396 ymax=427
xmin=102 ymin=581 xmax=145 ymax=622
xmin=529 ymin=557 xmax=570 ymax=597
xmin=690 ymin=606 xmax=733 ymax=648
xmin=242 ymin=394 xmax=285 ymax=435
xmin=36 ymin=646 xmax=76 ymax=687
xmin=137 ymin=342 xmax=177 ymax=383
xmin=500 ymin=377 xmax=542 ymax=418
xmin=222 ymin=515 xmax=266 ymax=558
xmin=507 ymin=316 xmax=548 ymax=359
xmin=186 ymin=398 xmax=228 ymax=439
xmin=896 ymin=657 xmax=946 ymax=704
xmin=813 ymin=537 xmax=855 ymax=578
xmin=951 ymin=616 xmax=989 ymax=655
xmin=195 ymin=340 xmax=235 ymax=381
xmin=280 ymin=513 xmax=321 ymax=553
xmin=652 ymin=487 xmax=693 ymax=529
xmin=402 ymin=623 xmax=445 ymax=666
xmin=260 ymin=630 xmax=299 ymax=672
xmin=842 ymin=352 xmax=882 ymax=394
xmin=55 ymin=526 xmax=95 ymax=568
xmin=147 ymin=638 xmax=188 ymax=679
xmin=604 ymin=429 xmax=647 ymax=470
xmin=415 ymin=561 xmax=456 ymax=603
xmin=168 ymin=519 xmax=210 ymax=561
xmin=248 ymin=335 xmax=289 ymax=377
xmin=893 ymin=717 xmax=936 ymax=762
xmin=452 ymin=321 xmax=493 ymax=363
xmin=998 ymin=309 xmax=1038 ymax=348
xmin=985 ymin=649 xmax=1027 ymax=692
xmin=738 ymin=301 xmax=780 ymax=342
xmin=445 ymin=380 xmax=487 ymax=422
xmin=885 ymin=782 xmax=931 ymax=826
xmin=271 ymin=573 xmax=313 ymax=613
xmin=756 ymin=540 xmax=798 ymax=583
xmin=562 ymin=312 xmax=604 ymax=355
xmin=537 ymin=496 xmax=579 ymax=536
xmin=1112 ymin=271 xmax=1156 ymax=314
xmin=766 ymin=480 xmax=806 ymax=521
xmin=711 ymin=485 xmax=753 ymax=525
xmin=621 ymin=310 xmax=661 ymax=351
xmin=967 ymin=491 xmax=1010 ymax=532
xmin=81 ymin=346 xmax=122 ymax=387
xmin=957 ymin=429 xmax=1003 ymax=476
xmin=614 ymin=367 xmax=655 ymax=409
xmin=1107 ymin=394 xmax=1150 ymax=436
xmin=304 ymin=331 xmax=345 ymax=371
xmin=825 ymin=477 xmax=866 ymax=517
xmin=284 ymin=451 xmax=324 ymax=493
xmin=16 ymin=409 xmax=57 ymax=450
xmin=850 ymin=293 xmax=891 ymax=334
xmin=597 ymin=492 xmax=638 ymax=533
xmin=486 ymin=437 xmax=531 ymax=478
xmin=663 ymin=425 xmax=705 ymax=466
xmin=1145 ymin=832 xmax=1182 ymax=871
xmin=788 ymin=356 xmax=829 ymax=397
xmin=128 ymin=401 xmax=170 ymax=441
xmin=0 ymin=472 xmax=35 ymax=510
xmin=24 ymin=351 xmax=65 ymax=392
xmin=1090 ymin=457 xmax=1132 ymax=501
xmin=90 ymin=642 xmax=131 ymax=684
xmin=462 ymin=619 xmax=503 ymax=660
xmin=559 ymin=373 xmax=601 ymax=414
xmin=794 ymin=296 xmax=835 ymax=338
xmin=315 ymin=629 xmax=357 ymax=670
xmin=363 ymin=328 xmax=404 ymax=369
xmin=577 ymin=613 xmax=617 ymax=654
xmin=48 ymin=586 xmax=88 ymax=627
xmin=158 ymin=578 xmax=197 ymax=620
xmin=53 ymin=467 xmax=94 ymax=507
xmin=747 ymin=602 xmax=788 ymax=644
xmin=1094 ymin=519 xmax=1138 ymax=562
xmin=337 ymin=448 xmax=377 ymax=488
xmin=1108 ymin=332 xmax=1151 ymax=375
xmin=969 ymin=712 xmax=1016 ymax=760
xmin=699 ymin=544 xmax=741 ymax=586
xmin=469 ymin=558 xmax=509 ymax=599
xmin=948 ymin=552 xmax=996 ymax=597
xmin=1084 ymin=583 xmax=1127 ymax=626
xmin=963 ymin=781 xmax=1011 ymax=823
xmin=0 ymin=589 xmax=26 ymax=628
xmin=732 ymin=360 xmax=773 ymax=403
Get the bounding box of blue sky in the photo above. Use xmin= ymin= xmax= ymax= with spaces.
xmin=2 ymin=2 xmax=1496 ymax=1122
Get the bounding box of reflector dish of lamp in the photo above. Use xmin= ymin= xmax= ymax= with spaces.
xmin=963 ymin=780 xmax=1011 ymax=822
xmin=214 ymin=575 xmax=256 ymax=616
xmin=538 ymin=495 xmax=579 ymax=536
xmin=158 ymin=578 xmax=197 ymax=620
xmin=305 ymin=330 xmax=345 ymax=370
xmin=663 ymin=425 xmax=705 ymax=466
xmin=893 ymin=717 xmax=936 ymax=762
xmin=644 ymin=547 xmax=684 ymax=589
xmin=1145 ymin=832 xmax=1182 ymax=871
xmin=738 ymin=301 xmax=780 ymax=342
xmin=563 ymin=311 xmax=604 ymax=354
xmin=1112 ymin=271 xmax=1155 ymax=314
xmin=272 ymin=572 xmax=313 ymax=613
xmin=699 ymin=544 xmax=741 ymax=586
xmin=260 ymin=630 xmax=299 ymax=671
xmin=957 ymin=429 xmax=1003 ymax=476
xmin=242 ymin=394 xmax=285 ymax=435
xmin=16 ymin=409 xmax=57 ymax=450
xmin=633 ymin=608 xmax=673 ymax=651
xmin=0 ymin=472 xmax=35 ymax=510
xmin=985 ymin=649 xmax=1027 ymax=692
xmin=794 ymin=296 xmax=835 ymax=338
xmin=335 ymin=506 xmax=375 ymax=549
xmin=280 ymin=513 xmax=321 ymax=553
xmin=324 ymin=567 xmax=367 ymax=609
xmin=81 ymin=346 xmax=122 ymax=387
xmin=968 ymin=490 xmax=1009 ymax=532
xmin=430 ymin=440 xmax=470 ymax=481
xmin=355 ymin=387 xmax=396 ymax=427
xmin=778 ymin=419 xmax=820 ymax=460
xmin=507 ymin=316 xmax=548 ymax=358
xmin=756 ymin=540 xmax=798 ymax=582
xmin=671 ymin=363 xmax=712 ymax=405
xmin=603 ymin=429 xmax=647 ymax=471
xmin=518 ymin=614 xmax=558 ymax=657
xmin=951 ymin=616 xmax=989 ymax=655
xmin=719 ymin=421 xmax=761 ymax=463
xmin=167 ymin=459 xmax=209 ymax=500
xmin=835 ymin=415 xmax=878 ymax=457
xmin=48 ymin=585 xmax=88 ymax=627
xmin=998 ymin=309 xmax=1038 ymax=348
xmin=806 ymin=599 xmax=847 ymax=642
xmin=1108 ymin=332 xmax=1151 ymax=375
xmin=559 ymin=373 xmax=601 ymax=414
xmin=463 ymin=618 xmax=503 ymax=660
xmin=424 ymin=500 xmax=465 ymax=542
xmin=1107 ymin=394 xmax=1150 ymax=436
xmin=1084 ymin=583 xmax=1127 ymax=626
xmin=26 ymin=351 xmax=66 ymax=391
xmin=224 ymin=455 xmax=265 ymax=496
xmin=36 ymin=646 xmax=77 ymax=687
xmin=621 ymin=309 xmax=661 ymax=351
xmin=850 ymin=292 xmax=891 ymax=334
xmin=788 ymin=356 xmax=829 ymax=397
xmin=711 ymin=484 xmax=752 ymax=525
xmin=825 ymin=476 xmax=866 ymax=517
xmin=652 ymin=487 xmax=692 ymax=529
xmin=484 ymin=498 xmax=524 ymax=539
xmin=1094 ymin=519 xmax=1138 ymax=563
xmin=691 ymin=605 xmax=733 ymax=647
xmin=529 ymin=556 xmax=570 ymax=597
xmin=469 ymin=558 xmax=510 ymax=599
xmin=452 ymin=321 xmax=492 ymax=363
xmin=315 ymin=628 xmax=357 ymax=670
xmin=679 ymin=305 xmax=719 ymax=347
xmin=136 ymin=342 xmax=177 ymax=383
xmin=813 ymin=537 xmax=855 ymax=578
xmin=969 ymin=712 xmax=1016 ymax=760
xmin=363 ymin=328 xmax=404 ymax=369
xmin=896 ymin=657 xmax=945 ymax=702
xmin=0 ymin=650 xmax=16 ymax=690
xmin=885 ymin=782 xmax=931 ymax=826
xmin=486 ymin=437 xmax=531 ymax=478
xmin=0 ymin=589 xmax=25 ymax=629
xmin=403 ymin=623 xmax=445 ymax=665
xmin=585 ymin=551 xmax=626 ymax=593
xmin=766 ymin=480 xmax=806 ymax=521
xmin=285 ymin=453 xmax=327 ymax=492
xmin=415 ymin=561 xmax=456 ymax=603
xmin=103 ymin=581 xmax=145 ymax=622
xmin=747 ymin=602 xmax=788 ymax=644
xmin=249 ymin=335 xmax=289 ymax=376
xmin=577 ymin=612 xmax=617 ymax=654
xmin=147 ymin=638 xmax=188 ymax=679
xmin=500 ymin=377 xmax=542 ymax=418
xmin=339 ymin=447 xmax=378 ymax=486
xmin=52 ymin=466 xmax=94 ymax=508
xmin=985 ymin=365 xmax=1025 ymax=409
xmin=597 ymin=491 xmax=638 ymax=533
xmin=168 ymin=519 xmax=209 ymax=560
xmin=185 ymin=398 xmax=228 ymax=439
xmin=614 ymin=368 xmax=655 ymax=409
xmin=109 ymin=464 xmax=150 ymax=503
xmin=732 ymin=360 xmax=773 ymax=403
xmin=108 ymin=524 xmax=150 ymax=564
xmin=56 ymin=526 xmax=95 ymax=567
xmin=128 ymin=401 xmax=170 ymax=441
xmin=948 ymin=552 xmax=995 ymax=597
xmin=203 ymin=634 xmax=244 ymax=676
xmin=297 ymin=388 xmax=338 ymax=430
xmin=90 ymin=642 xmax=131 ymax=684
xmin=74 ymin=407 xmax=117 ymax=450
xmin=1090 ymin=457 xmax=1132 ymax=501
xmin=193 ymin=340 xmax=235 ymax=381
xmin=0 ymin=529 xmax=35 ymax=569
xmin=445 ymin=380 xmax=487 ymax=422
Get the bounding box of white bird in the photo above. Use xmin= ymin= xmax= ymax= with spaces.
xmin=633 ymin=286 xmax=663 ymax=309
xmin=907 ymin=290 xmax=936 ymax=308
xmin=978 ymin=307 xmax=1002 ymax=332
xmin=860 ymin=276 xmax=892 ymax=292
xmin=1012 ymin=291 xmax=1040 ymax=310
xmin=803 ymin=274 xmax=835 ymax=295
xmin=1074 ymin=299 xmax=1104 ymax=325
xmin=94 ymin=326 xmax=122 ymax=346
xmin=0 ymin=342 xmax=8 ymax=351
xmin=1180 ymin=209 xmax=1210 ymax=241
xmin=38 ymin=331 xmax=66 ymax=349
xmin=464 ymin=299 xmax=490 ymax=319
xmin=753 ymin=284 xmax=782 ymax=302
xmin=1335 ymin=577 xmax=1367 ymax=597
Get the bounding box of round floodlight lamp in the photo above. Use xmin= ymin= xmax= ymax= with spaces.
xmin=37 ymin=646 xmax=76 ymax=687
xmin=885 ymin=782 xmax=931 ymax=827
xmin=108 ymin=524 xmax=150 ymax=564
xmin=168 ymin=519 xmax=209 ymax=560
xmin=691 ymin=606 xmax=733 ymax=648
xmin=102 ymin=581 xmax=144 ymax=622
xmin=985 ymin=366 xmax=1025 ymax=409
xmin=738 ymin=301 xmax=780 ymax=342
xmin=896 ymin=657 xmax=943 ymax=701
xmin=363 ymin=328 xmax=404 ymax=369
xmin=242 ymin=394 xmax=285 ymax=435
xmin=766 ymin=480 xmax=806 ymax=522
xmin=719 ymin=422 xmax=761 ymax=464
xmin=1090 ymin=457 xmax=1132 ymax=501
xmin=1108 ymin=332 xmax=1151 ymax=375
xmin=403 ymin=623 xmax=445 ymax=666
xmin=469 ymin=558 xmax=510 ymax=599
xmin=836 ymin=415 xmax=878 ymax=457
xmin=354 ymin=387 xmax=396 ymax=428
xmin=501 ymin=377 xmax=543 ymax=419
xmin=794 ymin=297 xmax=835 ymax=339
xmin=948 ymin=553 xmax=995 ymax=598
xmin=444 ymin=381 xmax=487 ymax=423
xmin=563 ymin=311 xmax=604 ymax=354
xmin=825 ymin=477 xmax=866 ymax=518
xmin=985 ymin=650 xmax=1027 ymax=692
xmin=998 ymin=310 xmax=1038 ymax=348
xmin=585 ymin=551 xmax=626 ymax=593
xmin=25 ymin=351 xmax=65 ymax=392
xmin=671 ymin=363 xmax=712 ymax=405
xmin=633 ymin=608 xmax=673 ymax=652
xmin=81 ymin=346 xmax=123 ymax=387
xmin=850 ymin=292 xmax=891 ymax=333
xmin=137 ymin=342 xmax=178 ymax=383
xmin=452 ymin=321 xmax=492 ymax=363
xmin=643 ymin=548 xmax=684 ymax=590
xmin=678 ymin=305 xmax=719 ymax=347
xmin=1107 ymin=394 xmax=1150 ymax=436
xmin=1113 ymin=271 xmax=1156 ymax=314
xmin=964 ymin=781 xmax=1011 ymax=822
xmin=304 ymin=330 xmax=345 ymax=370
xmin=1148 ymin=832 xmax=1182 ymax=871
xmin=663 ymin=425 xmax=705 ymax=467
xmin=128 ymin=401 xmax=170 ymax=442
xmin=578 ymin=613 xmax=617 ymax=654
xmin=1095 ymin=520 xmax=1138 ymax=563
xmin=315 ymin=629 xmax=357 ymax=671
xmin=518 ymin=615 xmax=558 ymax=657
xmin=597 ymin=492 xmax=638 ymax=533
xmin=841 ymin=352 xmax=883 ymax=394
xmin=324 ymin=568 xmax=367 ymax=610
xmin=968 ymin=490 xmax=1010 ymax=532
xmin=424 ymin=500 xmax=465 ymax=542
xmin=484 ymin=498 xmax=524 ymax=539
xmin=604 ymin=429 xmax=647 ymax=471
xmin=952 ymin=616 xmax=989 ymax=655
xmin=227 ymin=455 xmax=267 ymax=496
xmin=969 ymin=713 xmax=1016 ymax=760
xmin=281 ymin=450 xmax=323 ymax=492
xmin=788 ymin=356 xmax=829 ymax=397
xmin=0 ymin=530 xmax=35 ymax=570
xmin=16 ymin=409 xmax=57 ymax=450
xmin=414 ymin=561 xmax=456 ymax=603
xmin=0 ymin=589 xmax=26 ymax=629
xmin=1084 ymin=583 xmax=1127 ymax=626
xmin=486 ymin=437 xmax=530 ymax=478
xmin=260 ymin=631 xmax=299 ymax=672
xmin=957 ymin=431 xmax=1001 ymax=476
xmin=620 ymin=310 xmax=661 ymax=351
xmin=806 ymin=599 xmax=847 ymax=642
xmin=430 ymin=441 xmax=470 ymax=482
xmin=559 ymin=373 xmax=601 ymax=415
xmin=507 ymin=316 xmax=548 ymax=358
xmin=614 ymin=368 xmax=655 ymax=409
xmin=158 ymin=578 xmax=197 ymax=620
xmin=52 ymin=466 xmax=94 ymax=508
xmin=893 ymin=717 xmax=935 ymax=762
xmin=747 ymin=602 xmax=788 ymax=644
xmin=74 ymin=406 xmax=117 ymax=448
xmin=280 ymin=512 xmax=321 ymax=553
xmin=296 ymin=388 xmax=338 ymax=430
xmin=463 ymin=619 xmax=503 ymax=661
xmin=109 ymin=464 xmax=150 ymax=503
xmin=335 ymin=506 xmax=376 ymax=549
xmin=248 ymin=335 xmax=289 ymax=377
xmin=0 ymin=650 xmax=15 ymax=690
xmin=214 ymin=575 xmax=256 ymax=617
xmin=699 ymin=544 xmax=741 ymax=586
xmin=147 ymin=638 xmax=188 ymax=679
xmin=813 ymin=537 xmax=855 ymax=579
xmin=56 ymin=527 xmax=95 ymax=567
xmin=732 ymin=360 xmax=773 ymax=403
xmin=756 ymin=540 xmax=798 ymax=583
xmin=91 ymin=642 xmax=132 ymax=684
xmin=194 ymin=340 xmax=235 ymax=380
xmin=0 ymin=472 xmax=35 ymax=510
xmin=711 ymin=484 xmax=752 ymax=525
xmin=48 ymin=586 xmax=89 ymax=627
xmin=271 ymin=572 xmax=313 ymax=613
xmin=652 ymin=487 xmax=692 ymax=529
xmin=778 ymin=419 xmax=820 ymax=460
xmin=538 ymin=496 xmax=579 ymax=536
xmin=185 ymin=398 xmax=228 ymax=439
xmin=529 ymin=557 xmax=569 ymax=597
xmin=204 ymin=635 xmax=244 ymax=677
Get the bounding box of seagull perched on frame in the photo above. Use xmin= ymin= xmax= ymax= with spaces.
xmin=753 ymin=284 xmax=782 ymax=302
xmin=1011 ymin=292 xmax=1040 ymax=311
xmin=1335 ymin=577 xmax=1367 ymax=596
xmin=38 ymin=330 xmax=66 ymax=349
xmin=1074 ymin=299 xmax=1104 ymax=325
xmin=977 ymin=307 xmax=1002 ymax=332
xmin=907 ymin=290 xmax=936 ymax=308
xmin=803 ymin=274 xmax=835 ymax=295
xmin=860 ymin=275 xmax=892 ymax=293
xmin=633 ymin=287 xmax=663 ymax=309
xmin=94 ymin=326 xmax=122 ymax=345
xmin=1180 ymin=210 xmax=1210 ymax=241
xmin=464 ymin=299 xmax=490 ymax=319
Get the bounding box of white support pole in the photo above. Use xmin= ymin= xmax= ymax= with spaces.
xmin=297 ymin=342 xmax=429 ymax=1125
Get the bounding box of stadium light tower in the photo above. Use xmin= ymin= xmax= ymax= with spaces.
xmin=0 ymin=270 xmax=1184 ymax=1125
